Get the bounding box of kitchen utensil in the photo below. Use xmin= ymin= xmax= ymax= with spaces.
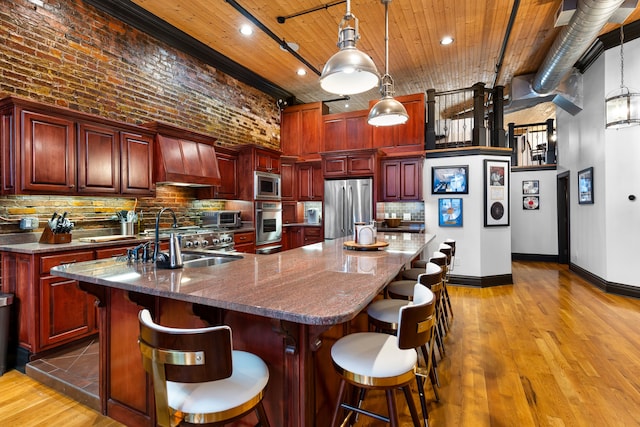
xmin=385 ymin=218 xmax=402 ymax=228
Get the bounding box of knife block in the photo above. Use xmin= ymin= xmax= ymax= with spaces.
xmin=39 ymin=224 xmax=72 ymax=244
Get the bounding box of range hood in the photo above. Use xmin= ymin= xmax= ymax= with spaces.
xmin=144 ymin=122 xmax=222 ymax=187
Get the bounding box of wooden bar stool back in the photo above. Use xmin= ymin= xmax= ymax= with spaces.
xmin=138 ymin=309 xmax=271 ymax=427
xmin=332 ymin=285 xmax=436 ymax=427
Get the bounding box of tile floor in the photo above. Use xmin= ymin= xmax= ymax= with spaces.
xmin=25 ymin=338 xmax=100 ymax=411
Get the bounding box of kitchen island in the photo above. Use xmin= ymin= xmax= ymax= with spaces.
xmin=51 ymin=232 xmax=434 ymax=426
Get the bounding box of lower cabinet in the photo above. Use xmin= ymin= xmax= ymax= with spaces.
xmin=234 ymin=231 xmax=255 ymax=253
xmin=284 ymin=226 xmax=323 ymax=251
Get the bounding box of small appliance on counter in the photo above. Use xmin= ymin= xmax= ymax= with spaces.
xmin=201 ymin=210 xmax=242 ymax=229
xmin=307 ymin=208 xmax=320 ymax=224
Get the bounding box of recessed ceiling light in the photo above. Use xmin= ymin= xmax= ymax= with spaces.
xmin=297 ymin=69 xmax=307 ymax=76
xmin=440 ymin=36 xmax=454 ymax=45
xmin=239 ymin=24 xmax=253 ymax=36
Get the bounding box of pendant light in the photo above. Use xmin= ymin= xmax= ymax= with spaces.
xmin=367 ymin=0 xmax=408 ymax=127
xmin=320 ymin=0 xmax=379 ymax=95
xmin=605 ymin=25 xmax=640 ymax=129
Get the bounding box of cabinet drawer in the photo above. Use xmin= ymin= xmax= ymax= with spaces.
xmin=96 ymin=245 xmax=136 ymax=259
xmin=303 ymin=227 xmax=322 ymax=237
xmin=40 ymin=251 xmax=94 ymax=274
xmin=234 ymin=232 xmax=255 ymax=245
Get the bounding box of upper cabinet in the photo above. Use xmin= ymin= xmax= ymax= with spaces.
xmin=196 ymin=145 xmax=239 ymax=200
xmin=323 ymin=110 xmax=372 ymax=152
xmin=0 ymin=97 xmax=154 ymax=196
xmin=370 ymin=93 xmax=425 ymax=151
xmin=280 ymin=156 xmax=297 ymax=201
xmin=379 ymin=154 xmax=424 ymax=201
xmin=237 ymin=144 xmax=282 ymax=200
xmin=280 ymin=102 xmax=329 ymax=160
xmin=297 ymin=161 xmax=323 ymax=201
xmin=321 ymin=149 xmax=378 ymax=178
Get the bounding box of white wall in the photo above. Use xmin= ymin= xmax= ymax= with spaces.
xmin=424 ymin=155 xmax=512 ymax=279
xmin=510 ymin=169 xmax=558 ymax=255
xmin=556 ymin=36 xmax=640 ymax=287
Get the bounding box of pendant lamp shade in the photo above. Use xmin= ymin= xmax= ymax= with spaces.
xmin=605 ymin=25 xmax=640 ymax=129
xmin=320 ymin=0 xmax=379 ymax=95
xmin=367 ymin=0 xmax=408 ymax=127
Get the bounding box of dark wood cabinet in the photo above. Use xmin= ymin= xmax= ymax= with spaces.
xmin=284 ymin=225 xmax=322 ymax=250
xmin=120 ymin=131 xmax=154 ymax=195
xmin=255 ymin=149 xmax=281 ymax=173
xmin=282 ymin=201 xmax=297 ymax=225
xmin=281 ymin=157 xmax=297 ymax=201
xmin=280 ymin=102 xmax=328 ymax=159
xmin=77 ymin=122 xmax=119 ymax=194
xmin=234 ymin=231 xmax=255 ymax=253
xmin=286 ymin=226 xmax=304 ymax=249
xmin=323 ymin=110 xmax=372 ymax=152
xmin=21 ymin=110 xmax=76 ymax=193
xmin=322 ymin=149 xmax=378 ymax=178
xmin=297 ymin=161 xmax=323 ymax=200
xmin=0 ymin=97 xmax=155 ymax=196
xmin=379 ymin=155 xmax=423 ymax=201
xmin=302 ymin=226 xmax=323 ymax=246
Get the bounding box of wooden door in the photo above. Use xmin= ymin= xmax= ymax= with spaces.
xmin=214 ymin=151 xmax=238 ymax=199
xmin=121 ymin=131 xmax=154 ymax=195
xmin=297 ymin=163 xmax=313 ymax=200
xmin=77 ymin=122 xmax=119 ymax=194
xmin=281 ymin=160 xmax=296 ymax=200
xmin=400 ymin=158 xmax=422 ymax=200
xmin=20 ymin=110 xmax=76 ymax=193
xmin=380 ymin=159 xmax=401 ymax=201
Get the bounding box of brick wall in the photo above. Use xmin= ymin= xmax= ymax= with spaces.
xmin=0 ymin=0 xmax=281 ymax=235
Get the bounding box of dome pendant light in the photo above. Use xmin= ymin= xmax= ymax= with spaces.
xmin=605 ymin=25 xmax=640 ymax=129
xmin=320 ymin=0 xmax=380 ymax=95
xmin=367 ymin=0 xmax=408 ymax=127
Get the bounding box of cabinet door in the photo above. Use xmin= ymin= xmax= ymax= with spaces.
xmin=348 ymin=153 xmax=376 ymax=176
xmin=280 ymin=109 xmax=301 ymax=156
xmin=400 ymin=159 xmax=422 ymax=200
xmin=121 ymin=131 xmax=154 ymax=195
xmin=345 ymin=112 xmax=372 ymax=149
xmin=380 ymin=159 xmax=401 ymax=201
xmin=322 ymin=155 xmax=348 ymax=177
xmin=281 ymin=161 xmax=296 ymax=200
xmin=282 ymin=201 xmax=297 ymax=224
xmin=21 ymin=111 xmax=76 ymax=193
xmin=303 ymin=226 xmax=323 ymax=245
xmin=297 ymin=164 xmax=313 ymax=200
xmin=215 ymin=152 xmax=238 ymax=199
xmin=255 ymin=150 xmax=280 ymax=173
xmin=323 ymin=116 xmax=346 ymax=152
xmin=311 ymin=162 xmax=324 ymax=200
xmin=77 ymin=122 xmax=119 ymax=194
xmin=300 ymin=107 xmax=323 ymax=156
xmin=39 ymin=275 xmax=97 ymax=348
xmin=288 ymin=226 xmax=304 ymax=249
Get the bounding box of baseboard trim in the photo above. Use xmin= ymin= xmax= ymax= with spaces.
xmin=570 ymin=263 xmax=640 ymax=299
xmin=449 ymin=273 xmax=513 ymax=288
xmin=512 ymin=253 xmax=559 ymax=262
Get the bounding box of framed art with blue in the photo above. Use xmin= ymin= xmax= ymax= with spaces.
xmin=432 ymin=165 xmax=468 ymax=194
xmin=438 ymin=198 xmax=463 ymax=227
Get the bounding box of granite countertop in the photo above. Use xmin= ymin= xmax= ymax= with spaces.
xmin=0 ymin=235 xmax=156 ymax=254
xmin=51 ymin=232 xmax=435 ymax=326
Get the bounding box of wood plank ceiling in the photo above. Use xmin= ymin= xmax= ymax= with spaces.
xmin=129 ymin=0 xmax=640 ymax=121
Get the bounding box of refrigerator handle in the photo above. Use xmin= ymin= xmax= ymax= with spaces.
xmin=341 ymin=186 xmax=345 ymax=234
xmin=349 ymin=185 xmax=353 ymax=234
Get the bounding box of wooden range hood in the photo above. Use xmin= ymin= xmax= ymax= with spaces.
xmin=144 ymin=122 xmax=222 ymax=187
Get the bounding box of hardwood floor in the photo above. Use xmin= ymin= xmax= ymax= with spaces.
xmin=0 ymin=370 xmax=122 ymax=427
xmin=348 ymin=261 xmax=640 ymax=426
xmin=2 ymin=261 xmax=639 ymax=426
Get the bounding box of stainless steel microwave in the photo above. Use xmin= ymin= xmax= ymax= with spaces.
xmin=201 ymin=210 xmax=242 ymax=228
xmin=254 ymin=171 xmax=281 ymax=200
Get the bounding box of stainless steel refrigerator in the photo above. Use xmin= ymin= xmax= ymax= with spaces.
xmin=324 ymin=178 xmax=373 ymax=239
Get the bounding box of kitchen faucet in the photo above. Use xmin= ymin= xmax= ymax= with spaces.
xmin=153 ymin=207 xmax=182 ymax=268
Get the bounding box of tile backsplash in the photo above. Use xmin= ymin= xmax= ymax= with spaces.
xmin=376 ymin=202 xmax=425 ymax=222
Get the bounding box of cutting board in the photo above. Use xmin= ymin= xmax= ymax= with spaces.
xmin=343 ymin=240 xmax=389 ymax=251
xmin=77 ymin=235 xmax=138 ymax=243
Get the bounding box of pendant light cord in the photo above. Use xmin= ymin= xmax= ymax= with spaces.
xmin=619 ymin=25 xmax=625 ymax=90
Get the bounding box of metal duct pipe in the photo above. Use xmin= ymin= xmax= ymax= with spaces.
xmin=532 ymin=0 xmax=625 ymax=95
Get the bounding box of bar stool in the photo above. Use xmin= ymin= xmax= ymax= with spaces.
xmin=443 ymin=239 xmax=456 ymax=272
xmin=429 ymin=251 xmax=452 ymax=327
xmin=369 ymin=264 xmax=445 ymax=384
xmin=331 ymin=284 xmax=437 ymax=427
xmin=138 ymin=309 xmax=271 ymax=427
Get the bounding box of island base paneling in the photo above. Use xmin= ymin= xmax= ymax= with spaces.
xmin=88 ymin=286 xmax=345 ymax=427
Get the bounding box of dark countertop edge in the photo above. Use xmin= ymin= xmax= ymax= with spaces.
xmin=0 ymin=235 xmax=159 ymax=254
xmin=283 ymin=223 xmax=322 ymax=227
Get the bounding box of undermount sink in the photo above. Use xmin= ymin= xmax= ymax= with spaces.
xmin=181 ymin=251 xmax=243 ymax=268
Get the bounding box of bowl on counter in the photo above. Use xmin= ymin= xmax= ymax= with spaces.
xmin=384 ymin=218 xmax=402 ymax=228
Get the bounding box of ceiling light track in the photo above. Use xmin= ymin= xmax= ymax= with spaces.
xmin=224 ymin=0 xmax=321 ymax=76
xmin=276 ymin=0 xmax=346 ymax=24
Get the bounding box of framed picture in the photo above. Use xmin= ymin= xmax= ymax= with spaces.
xmin=438 ymin=198 xmax=463 ymax=227
xmin=523 ymin=196 xmax=539 ymax=210
xmin=522 ymin=180 xmax=539 ymax=194
xmin=484 ymin=159 xmax=510 ymax=226
xmin=432 ymin=165 xmax=469 ymax=194
xmin=578 ymin=167 xmax=594 ymax=204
